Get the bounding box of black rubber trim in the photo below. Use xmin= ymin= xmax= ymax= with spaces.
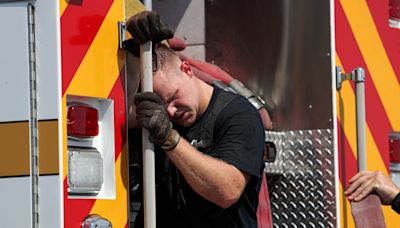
xmin=391 ymin=192 xmax=400 ymax=214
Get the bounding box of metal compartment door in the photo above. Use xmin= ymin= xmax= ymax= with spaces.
xmin=335 ymin=0 xmax=400 ymax=227
xmin=0 ymin=2 xmax=32 ymax=227
xmin=150 ymin=0 xmax=337 ymax=226
xmin=204 ymin=0 xmax=337 ymax=227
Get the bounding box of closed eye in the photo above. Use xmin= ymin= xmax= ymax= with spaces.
xmin=166 ymin=89 xmax=178 ymax=105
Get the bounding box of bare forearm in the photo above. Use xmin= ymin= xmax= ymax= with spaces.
xmin=166 ymin=138 xmax=247 ymax=208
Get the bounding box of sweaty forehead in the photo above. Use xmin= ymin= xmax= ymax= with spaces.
xmin=153 ymin=72 xmax=174 ymax=101
xmin=153 ymin=71 xmax=168 ymax=90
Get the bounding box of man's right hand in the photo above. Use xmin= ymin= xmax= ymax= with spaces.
xmin=135 ymin=92 xmax=180 ymax=151
xmin=345 ymin=170 xmax=400 ymax=205
xmin=126 ymin=11 xmax=173 ymax=45
xmin=135 ymin=92 xmax=171 ymax=143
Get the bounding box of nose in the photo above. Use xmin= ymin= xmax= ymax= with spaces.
xmin=166 ymin=104 xmax=177 ymax=118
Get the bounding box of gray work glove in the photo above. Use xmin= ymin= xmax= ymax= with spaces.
xmin=135 ymin=92 xmax=180 ymax=151
xmin=126 ymin=11 xmax=173 ymax=45
xmin=124 ymin=11 xmax=173 ymax=56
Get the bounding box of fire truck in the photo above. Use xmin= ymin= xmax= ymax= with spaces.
xmin=0 ymin=0 xmax=134 ymax=227
xmin=0 ymin=0 xmax=399 ymax=227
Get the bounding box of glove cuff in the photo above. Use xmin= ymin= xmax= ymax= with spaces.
xmin=160 ymin=128 xmax=181 ymax=151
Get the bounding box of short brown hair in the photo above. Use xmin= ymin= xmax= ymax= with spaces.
xmin=152 ymin=44 xmax=179 ymax=72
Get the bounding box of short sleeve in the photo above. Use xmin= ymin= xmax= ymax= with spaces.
xmin=209 ymin=97 xmax=265 ymax=178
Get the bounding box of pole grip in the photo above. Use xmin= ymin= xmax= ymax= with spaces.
xmin=354 ymin=68 xmax=367 ymax=171
xmin=140 ymin=1 xmax=156 ymax=225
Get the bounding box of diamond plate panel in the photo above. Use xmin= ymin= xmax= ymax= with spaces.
xmin=266 ymin=129 xmax=336 ymax=227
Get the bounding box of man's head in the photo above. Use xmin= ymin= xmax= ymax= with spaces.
xmin=152 ymin=45 xmax=211 ymax=127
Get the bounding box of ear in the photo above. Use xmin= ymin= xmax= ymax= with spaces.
xmin=180 ymin=61 xmax=194 ymax=78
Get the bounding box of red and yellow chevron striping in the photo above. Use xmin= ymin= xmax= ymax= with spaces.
xmin=61 ymin=0 xmax=115 ymax=95
xmin=60 ymin=0 xmax=131 ymax=227
xmin=336 ymin=0 xmax=400 ymax=227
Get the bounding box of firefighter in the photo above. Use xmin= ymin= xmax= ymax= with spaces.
xmin=345 ymin=170 xmax=400 ymax=214
xmin=125 ymin=11 xmax=265 ymax=227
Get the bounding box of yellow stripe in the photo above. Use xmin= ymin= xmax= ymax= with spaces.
xmin=336 ymin=55 xmax=400 ymax=226
xmin=60 ymin=0 xmax=146 ymax=26
xmin=336 ymin=55 xmax=386 ymax=173
xmin=337 ymin=54 xmax=384 ymax=225
xmin=60 ymin=0 xmax=68 ymax=17
xmin=62 ymin=1 xmax=129 ymax=226
xmin=340 ymin=0 xmax=400 ymax=131
xmin=124 ymin=0 xmax=145 ymax=19
xmin=339 ymin=183 xmax=355 ymax=228
xmin=89 ymin=144 xmax=128 ymax=227
xmin=381 ymin=202 xmax=400 ymax=227
xmin=66 ymin=0 xmax=125 ymax=98
xmin=124 ymin=0 xmax=146 ymax=40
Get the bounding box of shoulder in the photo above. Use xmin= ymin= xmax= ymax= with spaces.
xmin=210 ymin=90 xmax=265 ymax=178
xmin=215 ymin=90 xmax=260 ymax=122
xmin=212 ymin=90 xmax=264 ymax=141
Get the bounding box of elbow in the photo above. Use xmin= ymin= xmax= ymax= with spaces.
xmin=213 ymin=178 xmax=247 ymax=209
xmin=219 ymin=199 xmax=237 ymax=209
xmin=217 ymin=190 xmax=242 ymax=209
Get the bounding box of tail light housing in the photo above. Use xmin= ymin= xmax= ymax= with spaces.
xmin=66 ymin=96 xmax=116 ymax=199
xmin=389 ymin=0 xmax=400 ymax=28
xmin=390 ymin=132 xmax=400 ymax=164
xmin=389 ymin=132 xmax=400 ymax=187
xmin=390 ymin=0 xmax=400 ymax=20
xmin=67 ymin=104 xmax=99 ymax=138
xmin=68 ymin=148 xmax=103 ymax=194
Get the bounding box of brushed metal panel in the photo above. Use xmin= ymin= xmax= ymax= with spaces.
xmin=205 ymin=0 xmax=333 ymax=131
xmin=153 ymin=0 xmax=205 ymax=46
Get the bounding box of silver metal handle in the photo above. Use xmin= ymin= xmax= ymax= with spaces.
xmin=336 ymin=67 xmax=367 ymax=171
xmin=354 ymin=68 xmax=366 ymax=171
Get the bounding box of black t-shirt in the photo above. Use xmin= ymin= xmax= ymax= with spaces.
xmin=155 ymin=87 xmax=265 ymax=228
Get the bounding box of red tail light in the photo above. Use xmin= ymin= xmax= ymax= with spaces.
xmin=67 ymin=105 xmax=99 ymax=138
xmin=390 ymin=136 xmax=400 ymax=163
xmin=390 ymin=0 xmax=400 ymax=20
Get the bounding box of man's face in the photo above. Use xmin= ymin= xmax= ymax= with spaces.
xmin=153 ymin=69 xmax=199 ymax=127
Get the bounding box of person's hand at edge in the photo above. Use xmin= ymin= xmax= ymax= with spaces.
xmin=345 ymin=170 xmax=400 ymax=205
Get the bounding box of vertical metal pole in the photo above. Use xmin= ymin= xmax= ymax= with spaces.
xmin=350 ymin=67 xmax=386 ymax=227
xmin=141 ymin=1 xmax=156 ymax=228
xmin=28 ymin=4 xmax=39 ymax=228
xmin=353 ymin=68 xmax=367 ymax=171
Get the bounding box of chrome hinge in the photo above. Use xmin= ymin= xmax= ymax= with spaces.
xmin=336 ymin=66 xmax=365 ymax=90
xmin=118 ymin=21 xmax=126 ymax=49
